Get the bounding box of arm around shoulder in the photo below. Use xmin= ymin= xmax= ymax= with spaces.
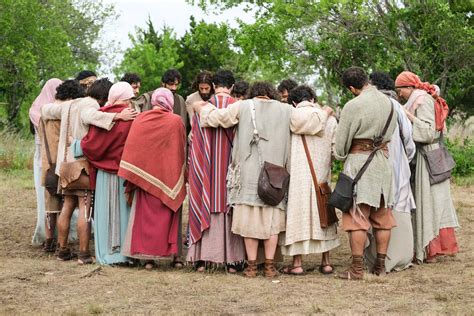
xmin=200 ymin=101 xmax=240 ymax=128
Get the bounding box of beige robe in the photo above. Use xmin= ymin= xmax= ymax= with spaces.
xmin=185 ymin=91 xmax=203 ymax=123
xmin=281 ymin=101 xmax=340 ymax=256
xmin=410 ymin=94 xmax=459 ymax=262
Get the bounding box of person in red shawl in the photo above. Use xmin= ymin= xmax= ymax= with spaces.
xmin=80 ymin=81 xmax=135 ymax=265
xmin=395 ymin=71 xmax=459 ymax=264
xmin=118 ymin=87 xmax=187 ymax=270
xmin=187 ymin=70 xmax=245 ymax=273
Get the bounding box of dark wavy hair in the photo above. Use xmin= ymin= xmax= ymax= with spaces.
xmin=369 ymin=71 xmax=395 ymax=91
xmin=87 ymin=78 xmax=113 ymax=103
xmin=288 ymin=85 xmax=317 ymax=105
xmin=341 ymin=66 xmax=368 ymax=89
xmin=55 ymin=80 xmax=85 ymax=100
xmin=249 ymin=81 xmax=279 ymax=100
xmin=75 ymin=70 xmax=97 ymax=81
xmin=232 ymin=80 xmax=249 ymax=99
xmin=120 ymin=73 xmax=141 ymax=85
xmin=191 ymin=70 xmax=213 ymax=91
xmin=277 ymin=79 xmax=298 ymax=93
xmin=213 ymin=70 xmax=235 ymax=89
xmin=161 ymin=69 xmax=182 ymax=84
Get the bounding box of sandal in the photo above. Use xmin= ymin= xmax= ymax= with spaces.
xmin=145 ymin=261 xmax=155 ymax=270
xmin=280 ymin=265 xmax=305 ymax=276
xmin=226 ymin=262 xmax=244 ymax=274
xmin=337 ymin=255 xmax=364 ymax=281
xmin=194 ymin=261 xmax=206 ymax=272
xmin=77 ymin=251 xmax=95 ymax=265
xmin=318 ymin=264 xmax=334 ymax=275
xmin=172 ymin=260 xmax=184 ymax=269
xmin=56 ymin=247 xmax=75 ymax=261
xmin=243 ymin=260 xmax=257 ymax=278
xmin=264 ymin=259 xmax=279 ymax=278
xmin=43 ymin=238 xmax=57 ymax=253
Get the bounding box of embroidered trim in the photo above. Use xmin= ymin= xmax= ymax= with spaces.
xmin=120 ymin=160 xmax=185 ymax=199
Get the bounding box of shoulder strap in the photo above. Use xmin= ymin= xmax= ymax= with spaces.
xmin=353 ymin=99 xmax=394 ymax=184
xmin=40 ymin=119 xmax=53 ymax=166
xmin=250 ymin=100 xmax=263 ymax=166
xmin=63 ymin=102 xmax=74 ymax=163
xmin=302 ymin=135 xmax=323 ymax=205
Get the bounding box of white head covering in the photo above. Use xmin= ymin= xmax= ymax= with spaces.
xmin=107 ymin=82 xmax=134 ymax=105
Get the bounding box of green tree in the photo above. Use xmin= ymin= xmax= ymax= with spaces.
xmin=115 ymin=19 xmax=183 ymax=94
xmin=0 ymin=0 xmax=115 ymax=129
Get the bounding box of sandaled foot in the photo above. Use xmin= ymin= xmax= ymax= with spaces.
xmin=337 ymin=256 xmax=364 ymax=280
xmin=145 ymin=261 xmax=155 ymax=271
xmin=264 ymin=259 xmax=279 ymax=278
xmin=194 ymin=261 xmax=205 ymax=272
xmin=337 ymin=269 xmax=363 ymax=280
xmin=280 ymin=265 xmax=305 ymax=275
xmin=43 ymin=238 xmax=57 ymax=253
xmin=425 ymin=256 xmax=438 ymax=264
xmin=243 ymin=260 xmax=257 ymax=278
xmin=372 ymin=254 xmax=387 ymax=276
xmin=227 ymin=262 xmax=244 ymax=274
xmin=56 ymin=247 xmax=75 ymax=261
xmin=318 ymin=264 xmax=334 ymax=275
xmin=78 ymin=251 xmax=95 ymax=265
xmin=172 ymin=260 xmax=184 ymax=269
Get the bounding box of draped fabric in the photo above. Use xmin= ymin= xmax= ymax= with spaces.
xmin=188 ymin=95 xmax=235 ymax=244
xmin=81 ymin=103 xmax=133 ymax=188
xmin=395 ymin=71 xmax=449 ymax=131
xmin=118 ymin=108 xmax=186 ymax=212
xmin=29 ymin=78 xmax=62 ymax=127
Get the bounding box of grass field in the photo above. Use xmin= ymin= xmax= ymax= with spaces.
xmin=0 ymin=169 xmax=473 ymax=314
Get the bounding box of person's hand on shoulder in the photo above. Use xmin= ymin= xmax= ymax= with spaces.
xmin=114 ymin=108 xmax=138 ymax=121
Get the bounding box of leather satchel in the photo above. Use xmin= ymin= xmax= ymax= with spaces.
xmin=40 ymin=119 xmax=59 ymax=196
xmin=58 ymin=102 xmax=90 ymax=191
xmin=329 ymin=99 xmax=394 ymax=213
xmin=257 ymin=161 xmax=290 ymax=206
xmin=301 ymin=135 xmax=338 ymax=228
xmin=418 ymin=132 xmax=455 ymax=185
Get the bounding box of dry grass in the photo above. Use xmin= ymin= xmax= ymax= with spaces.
xmin=0 ymin=169 xmax=473 ymax=314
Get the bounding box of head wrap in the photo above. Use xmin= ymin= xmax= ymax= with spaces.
xmin=107 ymin=82 xmax=134 ymax=105
xmin=29 ymin=78 xmax=62 ymax=127
xmin=151 ymin=88 xmax=174 ymax=112
xmin=395 ymin=71 xmax=449 ymax=131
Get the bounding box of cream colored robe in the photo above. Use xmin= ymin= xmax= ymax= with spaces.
xmin=41 ymin=97 xmax=116 ymax=175
xmin=280 ymin=101 xmax=340 ymax=256
xmin=409 ymin=93 xmax=459 ymax=262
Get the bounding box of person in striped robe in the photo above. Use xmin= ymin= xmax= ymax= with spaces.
xmin=187 ymin=70 xmax=246 ymax=272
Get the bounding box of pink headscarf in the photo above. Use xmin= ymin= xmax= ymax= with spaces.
xmin=29 ymin=78 xmax=62 ymax=127
xmin=151 ymin=88 xmax=174 ymax=112
xmin=107 ymin=82 xmax=134 ymax=105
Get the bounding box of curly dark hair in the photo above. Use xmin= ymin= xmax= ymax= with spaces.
xmin=249 ymin=81 xmax=279 ymax=100
xmin=75 ymin=70 xmax=97 ymax=81
xmin=213 ymin=70 xmax=235 ymax=89
xmin=161 ymin=69 xmax=182 ymax=84
xmin=277 ymin=79 xmax=298 ymax=93
xmin=120 ymin=73 xmax=141 ymax=85
xmin=369 ymin=71 xmax=395 ymax=91
xmin=191 ymin=71 xmax=213 ymax=91
xmin=55 ymin=80 xmax=85 ymax=101
xmin=87 ymin=78 xmax=113 ymax=103
xmin=341 ymin=66 xmax=368 ymax=90
xmin=232 ymin=80 xmax=249 ymax=99
xmin=288 ymin=85 xmax=317 ymax=105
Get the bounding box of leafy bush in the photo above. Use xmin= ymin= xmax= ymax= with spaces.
xmin=446 ymin=138 xmax=474 ymax=178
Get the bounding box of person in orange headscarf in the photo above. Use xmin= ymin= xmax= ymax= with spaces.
xmin=395 ymin=71 xmax=459 ymax=264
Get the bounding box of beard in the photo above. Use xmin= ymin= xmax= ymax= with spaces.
xmin=199 ymin=92 xmax=212 ymax=101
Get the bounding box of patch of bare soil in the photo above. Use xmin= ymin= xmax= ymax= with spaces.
xmin=1 ymin=170 xmax=473 ymax=314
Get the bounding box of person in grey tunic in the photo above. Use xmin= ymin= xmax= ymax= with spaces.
xmin=334 ymin=67 xmax=398 ymax=280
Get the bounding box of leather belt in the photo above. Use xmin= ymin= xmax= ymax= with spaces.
xmin=350 ymin=138 xmax=389 ymax=156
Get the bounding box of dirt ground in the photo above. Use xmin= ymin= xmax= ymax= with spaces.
xmin=1 ymin=169 xmax=473 ymax=315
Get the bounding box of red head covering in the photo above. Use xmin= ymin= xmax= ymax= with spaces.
xmin=395 ymin=71 xmax=449 ymax=131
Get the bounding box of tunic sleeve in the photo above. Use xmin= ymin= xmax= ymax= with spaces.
xmin=199 ymin=102 xmax=240 ymax=128
xmin=412 ymin=96 xmax=437 ymax=144
xmin=334 ymin=105 xmax=358 ymax=161
xmin=330 ymin=118 xmax=338 ymax=158
xmin=80 ymin=106 xmax=116 ymax=131
xmin=41 ymin=103 xmax=62 ymax=120
xmin=290 ymin=107 xmax=328 ymax=135
xmin=398 ymin=105 xmax=416 ymax=162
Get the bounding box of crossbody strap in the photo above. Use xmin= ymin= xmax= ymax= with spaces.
xmin=302 ymin=135 xmax=323 ymax=203
xmin=353 ymin=99 xmax=394 ymax=184
xmin=250 ymin=100 xmax=264 ymax=166
xmin=63 ymin=101 xmax=74 ymax=163
xmin=40 ymin=119 xmax=54 ymax=166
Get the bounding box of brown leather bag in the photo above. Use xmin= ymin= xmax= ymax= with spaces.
xmin=302 ymin=135 xmax=338 ymax=228
xmin=58 ymin=102 xmax=90 ymax=191
xmin=257 ymin=161 xmax=290 ymax=206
